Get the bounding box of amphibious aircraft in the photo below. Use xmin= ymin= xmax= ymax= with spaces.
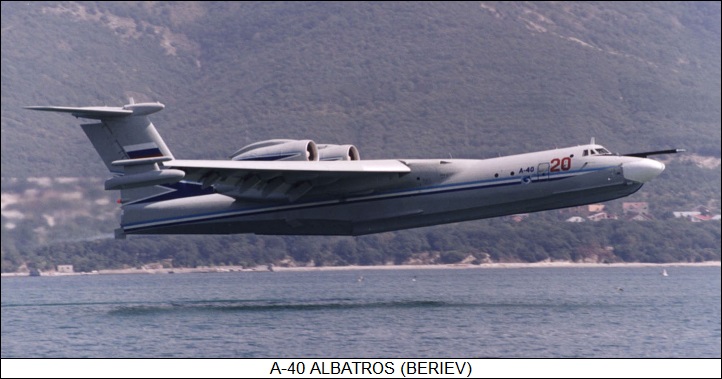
xmin=27 ymin=100 xmax=680 ymax=238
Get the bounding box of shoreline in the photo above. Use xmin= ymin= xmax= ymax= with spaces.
xmin=2 ymin=261 xmax=719 ymax=277
xmin=271 ymin=260 xmax=722 ymax=271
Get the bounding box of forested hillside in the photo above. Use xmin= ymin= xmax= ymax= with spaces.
xmin=2 ymin=2 xmax=719 ymax=271
xmin=3 ymin=2 xmax=719 ymax=173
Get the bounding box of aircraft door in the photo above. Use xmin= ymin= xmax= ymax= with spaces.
xmin=536 ymin=163 xmax=550 ymax=181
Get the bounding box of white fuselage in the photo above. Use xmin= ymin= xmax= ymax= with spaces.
xmin=120 ymin=144 xmax=665 ymax=236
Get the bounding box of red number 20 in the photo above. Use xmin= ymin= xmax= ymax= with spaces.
xmin=550 ymin=157 xmax=571 ymax=172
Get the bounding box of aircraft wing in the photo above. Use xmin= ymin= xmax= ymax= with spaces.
xmin=165 ymin=159 xmax=411 ymax=202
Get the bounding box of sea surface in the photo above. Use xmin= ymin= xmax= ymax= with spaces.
xmin=2 ymin=266 xmax=720 ymax=358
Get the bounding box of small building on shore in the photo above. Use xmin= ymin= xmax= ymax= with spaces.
xmin=57 ymin=265 xmax=74 ymax=273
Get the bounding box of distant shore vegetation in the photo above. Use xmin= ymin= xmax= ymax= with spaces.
xmin=3 ymin=217 xmax=719 ymax=273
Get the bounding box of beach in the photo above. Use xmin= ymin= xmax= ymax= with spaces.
xmin=2 ymin=260 xmax=719 ymax=277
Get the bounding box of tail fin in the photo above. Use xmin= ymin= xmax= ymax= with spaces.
xmin=26 ymin=101 xmax=173 ymax=171
xmin=26 ymin=101 xmax=186 ymax=219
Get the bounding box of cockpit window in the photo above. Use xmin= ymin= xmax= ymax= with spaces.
xmin=595 ymin=148 xmax=611 ymax=155
xmin=585 ymin=147 xmax=612 ymax=156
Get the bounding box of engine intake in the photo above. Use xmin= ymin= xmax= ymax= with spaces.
xmin=230 ymin=139 xmax=318 ymax=161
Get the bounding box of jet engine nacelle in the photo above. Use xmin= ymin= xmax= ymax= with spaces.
xmin=317 ymin=144 xmax=361 ymax=161
xmin=230 ymin=139 xmax=318 ymax=161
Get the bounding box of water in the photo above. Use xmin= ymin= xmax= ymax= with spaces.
xmin=2 ymin=267 xmax=720 ymax=358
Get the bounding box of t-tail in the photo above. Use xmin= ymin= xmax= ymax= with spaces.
xmin=26 ymin=100 xmax=186 ymax=238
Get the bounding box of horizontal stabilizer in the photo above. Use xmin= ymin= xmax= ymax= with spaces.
xmin=25 ymin=106 xmax=133 ymax=119
xmin=25 ymin=102 xmax=164 ymax=119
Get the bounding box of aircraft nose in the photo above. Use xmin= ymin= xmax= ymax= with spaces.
xmin=622 ymin=159 xmax=665 ymax=183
